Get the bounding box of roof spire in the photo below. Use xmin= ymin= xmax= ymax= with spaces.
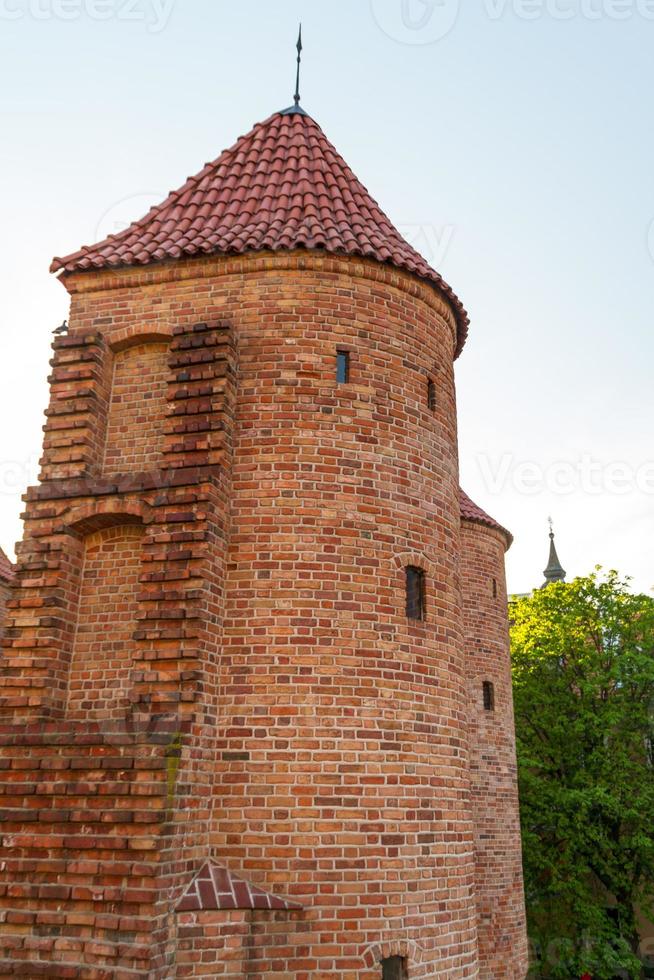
xmin=281 ymin=25 xmax=308 ymax=116
xmin=542 ymin=517 xmax=566 ymax=587
xmin=294 ymin=24 xmax=303 ymax=106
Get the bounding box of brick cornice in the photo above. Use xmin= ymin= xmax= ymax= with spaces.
xmin=461 ymin=516 xmax=512 ymax=553
xmin=58 ymin=251 xmax=460 ymax=357
xmin=24 ymin=466 xmax=222 ymax=502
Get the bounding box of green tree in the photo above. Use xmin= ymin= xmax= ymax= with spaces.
xmin=511 ymin=570 xmax=654 ymax=979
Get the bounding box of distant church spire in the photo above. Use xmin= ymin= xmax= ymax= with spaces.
xmin=542 ymin=517 xmax=566 ymax=587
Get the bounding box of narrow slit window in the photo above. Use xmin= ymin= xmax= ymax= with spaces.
xmin=483 ymin=681 xmax=495 ymax=712
xmin=492 ymin=577 xmax=498 ymax=598
xmin=382 ymin=957 xmax=407 ymax=980
xmin=336 ymin=350 xmax=350 ymax=384
xmin=405 ymin=566 xmax=426 ymax=621
xmin=427 ymin=378 xmax=436 ymax=412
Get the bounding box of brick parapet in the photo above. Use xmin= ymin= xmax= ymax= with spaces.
xmin=59 ymin=250 xmax=459 ymax=355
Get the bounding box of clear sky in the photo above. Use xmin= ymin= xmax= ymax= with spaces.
xmin=0 ymin=0 xmax=652 ymax=595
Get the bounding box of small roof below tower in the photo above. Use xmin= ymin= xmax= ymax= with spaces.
xmin=0 ymin=548 xmax=14 ymax=583
xmin=51 ymin=109 xmax=469 ymax=357
xmin=542 ymin=518 xmax=566 ymax=587
xmin=459 ymin=488 xmax=513 ymax=548
xmin=176 ymin=862 xmax=302 ymax=913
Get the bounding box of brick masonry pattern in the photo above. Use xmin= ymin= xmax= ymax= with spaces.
xmin=461 ymin=521 xmax=529 ymax=978
xmin=0 ymin=250 xmax=527 ymax=978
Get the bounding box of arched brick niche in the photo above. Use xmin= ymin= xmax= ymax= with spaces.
xmin=103 ymin=335 xmax=171 ymax=476
xmin=392 ymin=551 xmax=439 ymax=623
xmin=66 ymin=521 xmax=145 ymax=721
xmin=362 ymin=939 xmax=426 ymax=977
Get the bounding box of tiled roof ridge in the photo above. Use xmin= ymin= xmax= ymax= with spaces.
xmin=52 ymin=114 xmax=281 ymax=271
xmin=51 ymin=110 xmax=469 ymax=357
xmin=459 ymin=488 xmax=513 ymax=548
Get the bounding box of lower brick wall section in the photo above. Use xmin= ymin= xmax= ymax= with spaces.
xmin=174 ymin=911 xmax=391 ymax=979
xmin=175 ymin=911 xmax=258 ymax=978
xmin=0 ymin=723 xmax=175 ymax=978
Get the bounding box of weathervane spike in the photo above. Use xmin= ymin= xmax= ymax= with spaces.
xmin=294 ymin=24 xmax=303 ymax=106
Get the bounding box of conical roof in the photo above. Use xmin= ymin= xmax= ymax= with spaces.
xmin=459 ymin=488 xmax=513 ymax=548
xmin=51 ymin=109 xmax=469 ymax=357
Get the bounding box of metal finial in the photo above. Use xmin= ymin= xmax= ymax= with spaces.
xmin=294 ymin=24 xmax=303 ymax=106
xmin=548 ymin=515 xmax=554 ymax=537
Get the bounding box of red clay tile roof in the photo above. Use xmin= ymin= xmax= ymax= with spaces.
xmin=176 ymin=862 xmax=302 ymax=913
xmin=0 ymin=547 xmax=14 ymax=583
xmin=51 ymin=110 xmax=469 ymax=357
xmin=459 ymin=488 xmax=513 ymax=548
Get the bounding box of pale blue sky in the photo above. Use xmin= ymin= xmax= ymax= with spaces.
xmin=0 ymin=0 xmax=652 ymax=594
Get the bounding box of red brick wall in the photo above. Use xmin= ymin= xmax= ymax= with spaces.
xmin=0 ymin=726 xmax=170 ymax=977
xmin=461 ymin=520 xmax=528 ymax=979
xmin=175 ymin=910 xmax=252 ymax=977
xmin=208 ymin=256 xmax=477 ymax=977
xmin=103 ymin=341 xmax=169 ymax=475
xmin=0 ymin=272 xmax=237 ymax=976
xmin=67 ymin=523 xmax=144 ymax=720
xmin=0 ymin=250 xmax=527 ymax=977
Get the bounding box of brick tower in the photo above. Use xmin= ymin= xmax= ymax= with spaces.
xmin=0 ymin=101 xmax=527 ymax=978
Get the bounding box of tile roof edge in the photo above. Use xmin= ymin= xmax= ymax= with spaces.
xmin=49 ymin=111 xmax=286 ymax=278
xmin=459 ymin=488 xmax=513 ymax=550
xmin=50 ymin=110 xmax=470 ymax=358
xmin=53 ymin=246 xmax=468 ymax=357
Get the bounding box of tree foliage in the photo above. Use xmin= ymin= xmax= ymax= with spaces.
xmin=511 ymin=570 xmax=654 ymax=978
